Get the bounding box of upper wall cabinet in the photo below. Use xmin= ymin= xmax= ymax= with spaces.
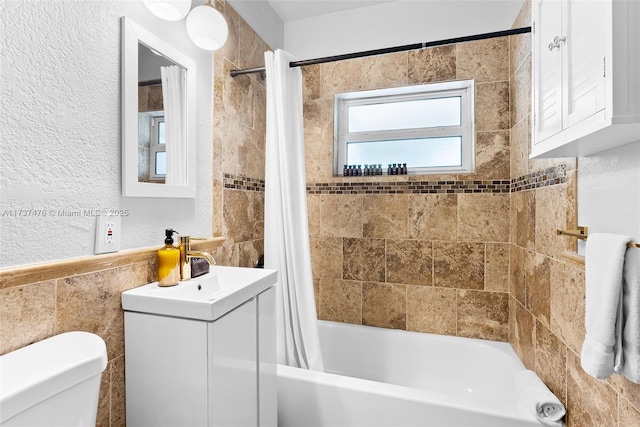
xmin=531 ymin=0 xmax=640 ymax=158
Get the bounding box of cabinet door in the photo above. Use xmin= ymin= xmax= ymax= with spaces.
xmin=563 ymin=0 xmax=607 ymax=128
xmin=534 ymin=0 xmax=564 ymax=144
xmin=209 ymin=298 xmax=258 ymax=426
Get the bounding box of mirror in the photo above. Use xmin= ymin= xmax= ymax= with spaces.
xmin=121 ymin=17 xmax=196 ymax=198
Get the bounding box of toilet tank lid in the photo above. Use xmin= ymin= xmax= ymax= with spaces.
xmin=0 ymin=331 xmax=108 ymax=424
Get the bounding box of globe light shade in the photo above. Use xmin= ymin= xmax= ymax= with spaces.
xmin=186 ymin=5 xmax=229 ymax=51
xmin=143 ymin=0 xmax=192 ymax=21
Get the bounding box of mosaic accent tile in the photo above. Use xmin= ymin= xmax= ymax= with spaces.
xmin=223 ymin=173 xmax=265 ymax=191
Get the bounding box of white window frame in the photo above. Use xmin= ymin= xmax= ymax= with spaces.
xmin=149 ymin=115 xmax=166 ymax=181
xmin=334 ymin=80 xmax=475 ymax=175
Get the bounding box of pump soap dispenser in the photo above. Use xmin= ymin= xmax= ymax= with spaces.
xmin=158 ymin=229 xmax=180 ymax=287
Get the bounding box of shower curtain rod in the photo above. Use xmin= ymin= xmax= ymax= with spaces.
xmin=230 ymin=26 xmax=531 ymax=77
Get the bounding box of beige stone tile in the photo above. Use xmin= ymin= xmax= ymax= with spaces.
xmin=223 ymin=60 xmax=254 ymax=127
xmin=216 ymin=4 xmax=242 ymax=67
xmin=362 ymin=282 xmax=406 ymax=329
xmin=56 ymin=263 xmax=148 ymax=360
xmin=319 ymin=98 xmax=335 ymax=148
xmin=361 ymin=52 xmax=408 ymax=90
xmin=214 ymin=243 xmax=239 ymax=267
xmin=535 ymin=184 xmax=569 ymax=259
xmin=512 ymin=0 xmax=531 ymax=29
xmin=252 ymin=191 xmax=264 ymax=241
xmin=510 ymin=245 xmax=527 ymax=305
xmin=302 ymin=64 xmax=321 ymax=101
xmin=567 ymin=351 xmax=617 ymax=427
xmin=434 ymin=242 xmax=484 ymax=290
xmin=485 ymin=243 xmax=510 ymax=292
xmin=307 ymin=194 xmax=321 ymax=237
xmin=408 ymin=45 xmax=457 ymax=84
xmin=620 ymin=398 xmax=640 ymax=427
xmin=0 ymin=280 xmax=56 ymax=355
xmin=96 ymin=364 xmax=110 ymax=427
xmin=470 ymin=131 xmax=510 ymax=180
xmin=252 ymin=79 xmax=266 ymax=133
xmin=510 ymin=113 xmax=531 ymax=179
xmin=303 ymin=99 xmax=322 ymax=143
xmin=509 ymin=298 xmax=535 ymax=370
xmin=318 ymin=279 xmax=362 ymax=324
xmin=514 ymin=189 xmax=536 ymax=250
xmin=407 ymin=286 xmax=456 ymax=335
xmin=565 ymin=169 xmax=578 ymax=252
xmin=511 ymin=55 xmax=531 ymax=128
xmin=526 ymin=251 xmax=551 ymax=326
xmin=237 ymin=14 xmax=268 ymax=71
xmin=457 ymin=36 xmax=509 ymax=83
xmin=363 ymin=195 xmax=408 ymax=239
xmin=320 ymin=195 xmax=363 ymax=238
xmin=407 ymin=194 xmax=457 ymax=241
xmin=343 ymin=238 xmax=385 ymax=282
xmin=310 ymin=237 xmax=343 ymax=281
xmin=222 ymin=189 xmax=255 ymax=244
xmin=535 ymin=321 xmax=567 ymax=404
xmin=213 ymin=179 xmax=224 ymax=237
xmin=221 ymin=117 xmax=241 ymax=176
xmin=475 ymin=81 xmax=510 ymax=132
xmin=237 ymin=125 xmax=265 ymax=181
xmin=305 ymin=135 xmax=334 ymax=183
xmin=457 ymin=290 xmax=509 ymax=341
xmin=110 ymin=355 xmax=126 ymax=427
xmin=320 ymin=59 xmax=364 ymax=98
xmin=510 ymin=31 xmax=531 ymax=77
xmin=237 ymin=240 xmax=261 ymax=268
xmin=550 ymin=261 xmax=585 ymax=355
xmin=608 ymin=375 xmax=640 ymax=418
xmin=457 ymin=193 xmax=510 ymax=242
xmin=386 ymin=240 xmax=432 ymax=286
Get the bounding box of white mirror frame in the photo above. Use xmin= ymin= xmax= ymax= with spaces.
xmin=121 ymin=16 xmax=197 ymax=198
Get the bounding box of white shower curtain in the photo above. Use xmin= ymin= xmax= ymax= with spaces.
xmin=161 ymin=65 xmax=187 ymax=186
xmin=264 ymin=49 xmax=324 ymax=371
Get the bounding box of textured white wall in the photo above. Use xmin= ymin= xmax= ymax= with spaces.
xmin=0 ymin=0 xmax=213 ymax=267
xmin=578 ymin=141 xmax=640 ymax=246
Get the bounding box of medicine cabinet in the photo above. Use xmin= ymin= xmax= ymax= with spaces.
xmin=531 ymin=0 xmax=640 ymax=158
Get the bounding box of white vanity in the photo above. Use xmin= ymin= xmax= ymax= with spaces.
xmin=121 ymin=266 xmax=277 ymax=427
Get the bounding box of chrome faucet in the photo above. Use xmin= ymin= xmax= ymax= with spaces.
xmin=179 ymin=236 xmax=216 ymax=280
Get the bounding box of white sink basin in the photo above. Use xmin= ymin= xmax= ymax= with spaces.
xmin=121 ymin=266 xmax=277 ymax=321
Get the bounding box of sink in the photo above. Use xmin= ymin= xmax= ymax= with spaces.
xmin=121 ymin=266 xmax=277 ymax=321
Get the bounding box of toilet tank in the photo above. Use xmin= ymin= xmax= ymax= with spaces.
xmin=0 ymin=331 xmax=108 ymax=426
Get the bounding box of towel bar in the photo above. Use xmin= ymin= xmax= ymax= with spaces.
xmin=557 ymin=226 xmax=640 ymax=248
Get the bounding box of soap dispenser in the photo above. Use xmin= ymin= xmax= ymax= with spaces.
xmin=158 ymin=229 xmax=180 ymax=287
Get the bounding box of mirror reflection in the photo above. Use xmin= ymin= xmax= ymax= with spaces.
xmin=121 ymin=17 xmax=196 ymax=198
xmin=137 ymin=43 xmax=180 ymax=184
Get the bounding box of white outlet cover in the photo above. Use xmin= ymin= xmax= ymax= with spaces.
xmin=95 ymin=215 xmax=121 ymax=254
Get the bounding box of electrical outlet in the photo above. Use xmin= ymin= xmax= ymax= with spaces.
xmin=95 ymin=215 xmax=121 ymax=254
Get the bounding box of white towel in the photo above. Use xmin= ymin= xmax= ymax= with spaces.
xmin=618 ymin=247 xmax=640 ymax=383
xmin=514 ymin=370 xmax=565 ymax=426
xmin=581 ymin=233 xmax=633 ymax=380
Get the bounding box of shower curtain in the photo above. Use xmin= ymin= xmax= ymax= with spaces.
xmin=161 ymin=65 xmax=187 ymax=186
xmin=264 ymin=49 xmax=324 ymax=371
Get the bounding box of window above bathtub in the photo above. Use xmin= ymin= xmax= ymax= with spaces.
xmin=333 ymin=80 xmax=475 ymax=175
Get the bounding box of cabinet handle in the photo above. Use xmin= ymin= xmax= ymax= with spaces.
xmin=548 ymin=36 xmax=566 ymax=51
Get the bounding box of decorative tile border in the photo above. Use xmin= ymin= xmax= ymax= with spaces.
xmin=307 ymin=180 xmax=512 ymax=195
xmin=223 ymin=173 xmax=265 ymax=192
xmin=510 ymin=164 xmax=567 ymax=192
xmin=223 ymin=165 xmax=566 ymax=195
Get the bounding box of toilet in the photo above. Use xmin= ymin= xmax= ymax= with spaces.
xmin=0 ymin=331 xmax=108 ymax=426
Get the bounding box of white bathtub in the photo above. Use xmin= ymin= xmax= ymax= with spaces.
xmin=277 ymin=321 xmax=540 ymax=427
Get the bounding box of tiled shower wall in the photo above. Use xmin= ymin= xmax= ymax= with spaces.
xmin=508 ymin=2 xmax=640 ymax=425
xmin=0 ymin=2 xmax=268 ymax=426
xmin=302 ymin=36 xmax=514 ymax=340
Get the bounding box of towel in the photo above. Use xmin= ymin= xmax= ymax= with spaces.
xmin=618 ymin=247 xmax=640 ymax=383
xmin=580 ymin=233 xmax=633 ymax=380
xmin=514 ymin=370 xmax=565 ymax=426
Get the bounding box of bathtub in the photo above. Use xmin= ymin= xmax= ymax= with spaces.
xmin=277 ymin=321 xmax=541 ymax=427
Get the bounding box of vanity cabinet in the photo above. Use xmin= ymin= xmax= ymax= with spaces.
xmin=531 ymin=0 xmax=640 ymax=158
xmin=124 ymin=287 xmax=276 ymax=427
